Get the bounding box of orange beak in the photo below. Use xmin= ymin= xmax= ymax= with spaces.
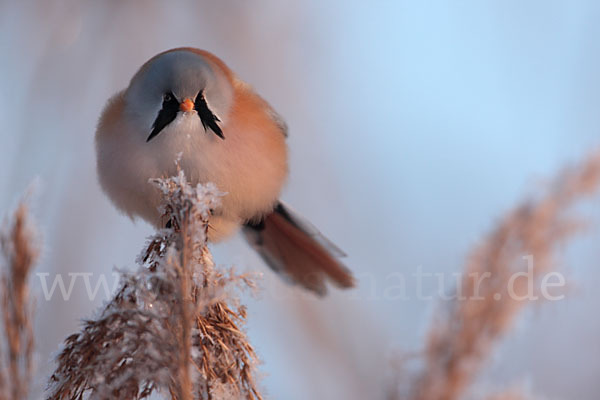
xmin=179 ymin=98 xmax=195 ymax=112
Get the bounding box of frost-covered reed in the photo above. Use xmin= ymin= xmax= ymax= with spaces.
xmin=47 ymin=169 xmax=262 ymax=400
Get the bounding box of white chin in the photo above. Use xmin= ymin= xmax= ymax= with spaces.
xmin=172 ymin=111 xmax=202 ymax=135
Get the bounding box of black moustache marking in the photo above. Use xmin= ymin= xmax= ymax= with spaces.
xmin=147 ymin=92 xmax=179 ymax=142
xmin=195 ymin=90 xmax=224 ymax=140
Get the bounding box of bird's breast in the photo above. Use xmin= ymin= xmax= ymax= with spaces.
xmin=96 ymin=89 xmax=288 ymax=241
xmin=145 ymin=109 xmax=288 ymax=229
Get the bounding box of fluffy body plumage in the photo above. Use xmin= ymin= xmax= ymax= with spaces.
xmin=96 ymin=48 xmax=287 ymax=241
xmin=96 ymin=48 xmax=353 ymax=294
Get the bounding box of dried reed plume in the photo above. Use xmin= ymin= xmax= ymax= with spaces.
xmin=405 ymin=151 xmax=600 ymax=400
xmin=47 ymin=169 xmax=262 ymax=400
xmin=0 ymin=200 xmax=38 ymax=400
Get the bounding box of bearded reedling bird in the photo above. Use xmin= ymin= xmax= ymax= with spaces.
xmin=95 ymin=47 xmax=354 ymax=295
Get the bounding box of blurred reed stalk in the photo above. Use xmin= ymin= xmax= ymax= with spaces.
xmin=404 ymin=151 xmax=600 ymax=400
xmin=0 ymin=201 xmax=38 ymax=400
xmin=47 ymin=168 xmax=262 ymax=400
xmin=485 ymin=389 xmax=532 ymax=400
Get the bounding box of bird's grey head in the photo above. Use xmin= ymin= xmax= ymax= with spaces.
xmin=124 ymin=49 xmax=234 ymax=142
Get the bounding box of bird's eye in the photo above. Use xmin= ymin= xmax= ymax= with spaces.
xmin=147 ymin=92 xmax=179 ymax=142
xmin=195 ymin=90 xmax=225 ymax=140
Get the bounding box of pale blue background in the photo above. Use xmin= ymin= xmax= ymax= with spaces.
xmin=1 ymin=1 xmax=599 ymax=398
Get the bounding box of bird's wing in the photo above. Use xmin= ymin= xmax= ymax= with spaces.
xmin=265 ymin=106 xmax=288 ymax=137
xmin=236 ymin=79 xmax=288 ymax=138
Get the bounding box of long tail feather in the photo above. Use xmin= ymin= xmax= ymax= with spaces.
xmin=243 ymin=202 xmax=355 ymax=295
